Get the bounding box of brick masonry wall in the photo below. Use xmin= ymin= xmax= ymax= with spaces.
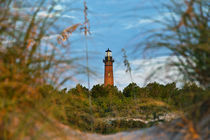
xmin=104 ymin=61 xmax=114 ymax=86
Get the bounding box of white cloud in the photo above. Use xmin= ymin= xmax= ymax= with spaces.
xmin=37 ymin=11 xmax=58 ymax=18
xmin=123 ymin=12 xmax=178 ymax=30
xmin=137 ymin=19 xmax=153 ymax=24
xmin=62 ymin=15 xmax=76 ymax=19
xmin=123 ymin=18 xmax=154 ymax=30
xmin=37 ymin=11 xmax=76 ymax=19
xmin=54 ymin=5 xmax=63 ymax=11
xmin=114 ymin=56 xmax=184 ymax=90
xmin=43 ymin=34 xmax=59 ymax=40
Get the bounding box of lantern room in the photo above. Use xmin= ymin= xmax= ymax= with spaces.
xmin=103 ymin=48 xmax=114 ymax=86
xmin=105 ymin=48 xmax=112 ymax=57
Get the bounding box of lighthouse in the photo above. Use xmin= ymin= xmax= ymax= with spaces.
xmin=103 ymin=48 xmax=114 ymax=86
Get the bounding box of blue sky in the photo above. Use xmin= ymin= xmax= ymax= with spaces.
xmin=36 ymin=0 xmax=178 ymax=89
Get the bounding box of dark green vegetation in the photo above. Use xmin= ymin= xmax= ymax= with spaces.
xmin=37 ymin=83 xmax=210 ymax=134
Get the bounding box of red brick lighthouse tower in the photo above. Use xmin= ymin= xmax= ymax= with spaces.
xmin=103 ymin=48 xmax=114 ymax=86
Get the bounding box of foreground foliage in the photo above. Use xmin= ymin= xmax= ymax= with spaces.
xmin=0 ymin=0 xmax=209 ymax=139
xmin=139 ymin=0 xmax=210 ymax=88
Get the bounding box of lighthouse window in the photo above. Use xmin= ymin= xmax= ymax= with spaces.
xmin=105 ymin=52 xmax=112 ymax=57
xmin=108 ymin=73 xmax=110 ymax=76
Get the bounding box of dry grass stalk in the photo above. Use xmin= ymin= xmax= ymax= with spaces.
xmin=57 ymin=23 xmax=82 ymax=44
